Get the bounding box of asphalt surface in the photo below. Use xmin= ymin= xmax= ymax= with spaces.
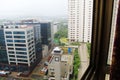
xmin=78 ymin=43 xmax=89 ymax=80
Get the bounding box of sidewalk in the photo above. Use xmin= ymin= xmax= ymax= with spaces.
xmin=78 ymin=43 xmax=89 ymax=80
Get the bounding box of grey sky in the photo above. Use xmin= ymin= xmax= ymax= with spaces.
xmin=0 ymin=0 xmax=68 ymax=18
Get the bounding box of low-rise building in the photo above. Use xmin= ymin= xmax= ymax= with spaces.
xmin=48 ymin=47 xmax=73 ymax=80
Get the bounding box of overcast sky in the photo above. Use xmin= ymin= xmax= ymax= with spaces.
xmin=0 ymin=0 xmax=68 ymax=18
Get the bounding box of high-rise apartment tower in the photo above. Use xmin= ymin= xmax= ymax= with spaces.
xmin=68 ymin=0 xmax=93 ymax=42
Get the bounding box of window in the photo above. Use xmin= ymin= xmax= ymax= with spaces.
xmin=28 ymin=47 xmax=32 ymax=50
xmin=14 ymin=36 xmax=25 ymax=38
xmin=15 ymin=26 xmax=18 ymax=28
xmin=5 ymin=31 xmax=12 ymax=34
xmin=32 ymin=48 xmax=35 ymax=51
xmin=27 ymin=35 xmax=30 ymax=38
xmin=16 ymin=52 xmax=27 ymax=55
xmin=7 ymin=44 xmax=13 ymax=46
xmin=0 ymin=0 xmax=118 ymax=80
xmin=14 ymin=40 xmax=26 ymax=43
xmin=6 ymin=36 xmax=12 ymax=38
xmin=15 ymin=44 xmax=26 ymax=47
xmin=50 ymin=68 xmax=54 ymax=71
xmin=7 ymin=40 xmax=13 ymax=42
xmin=28 ymin=39 xmax=30 ymax=42
xmin=8 ymin=48 xmax=14 ymax=50
xmin=15 ymin=48 xmax=26 ymax=51
xmin=81 ymin=0 xmax=116 ymax=80
xmin=13 ymin=31 xmax=25 ymax=34
xmin=9 ymin=55 xmax=15 ymax=57
xmin=10 ymin=59 xmax=16 ymax=61
xmin=31 ymin=30 xmax=33 ymax=32
xmin=17 ymin=56 xmax=27 ymax=58
xmin=17 ymin=59 xmax=27 ymax=62
xmin=27 ymin=31 xmax=30 ymax=34
xmin=8 ymin=51 xmax=14 ymax=54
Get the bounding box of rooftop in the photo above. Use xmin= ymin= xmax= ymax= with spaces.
xmin=61 ymin=55 xmax=73 ymax=65
xmin=51 ymin=47 xmax=63 ymax=55
xmin=53 ymin=47 xmax=61 ymax=51
xmin=3 ymin=25 xmax=33 ymax=29
xmin=49 ymin=47 xmax=73 ymax=65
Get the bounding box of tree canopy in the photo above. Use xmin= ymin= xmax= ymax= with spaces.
xmin=54 ymin=22 xmax=68 ymax=39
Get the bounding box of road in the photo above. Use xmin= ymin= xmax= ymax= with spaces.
xmin=78 ymin=43 xmax=89 ymax=80
xmin=31 ymin=45 xmax=54 ymax=78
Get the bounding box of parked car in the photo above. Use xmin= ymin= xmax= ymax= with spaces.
xmin=0 ymin=71 xmax=10 ymax=77
xmin=5 ymin=71 xmax=11 ymax=74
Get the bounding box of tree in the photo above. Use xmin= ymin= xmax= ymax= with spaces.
xmin=54 ymin=22 xmax=68 ymax=39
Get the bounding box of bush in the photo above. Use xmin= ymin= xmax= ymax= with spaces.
xmin=71 ymin=49 xmax=80 ymax=80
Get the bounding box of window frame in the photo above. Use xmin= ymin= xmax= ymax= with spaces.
xmin=81 ymin=0 xmax=114 ymax=80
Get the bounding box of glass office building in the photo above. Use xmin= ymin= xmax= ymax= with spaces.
xmin=0 ymin=26 xmax=8 ymax=64
xmin=40 ymin=22 xmax=52 ymax=50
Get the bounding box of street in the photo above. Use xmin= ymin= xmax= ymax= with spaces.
xmin=78 ymin=43 xmax=89 ymax=80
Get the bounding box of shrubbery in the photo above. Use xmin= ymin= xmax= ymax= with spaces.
xmin=70 ymin=49 xmax=80 ymax=80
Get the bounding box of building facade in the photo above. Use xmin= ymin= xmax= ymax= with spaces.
xmin=17 ymin=20 xmax=52 ymax=59
xmin=16 ymin=20 xmax=42 ymax=64
xmin=0 ymin=25 xmax=36 ymax=72
xmin=51 ymin=22 xmax=58 ymax=43
xmin=40 ymin=22 xmax=52 ymax=50
xmin=68 ymin=0 xmax=93 ymax=42
xmin=48 ymin=47 xmax=73 ymax=80
xmin=53 ymin=22 xmax=58 ymax=35
xmin=0 ymin=26 xmax=8 ymax=64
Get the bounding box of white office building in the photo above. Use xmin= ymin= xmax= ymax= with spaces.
xmin=4 ymin=25 xmax=36 ymax=66
xmin=68 ymin=0 xmax=93 ymax=42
